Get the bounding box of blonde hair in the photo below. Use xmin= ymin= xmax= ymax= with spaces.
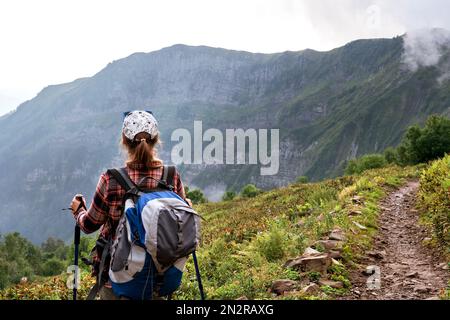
xmin=121 ymin=132 xmax=162 ymax=168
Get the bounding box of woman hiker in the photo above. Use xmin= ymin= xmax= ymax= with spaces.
xmin=70 ymin=110 xmax=192 ymax=299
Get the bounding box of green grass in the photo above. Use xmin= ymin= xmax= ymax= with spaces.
xmin=0 ymin=165 xmax=421 ymax=300
xmin=417 ymin=155 xmax=450 ymax=299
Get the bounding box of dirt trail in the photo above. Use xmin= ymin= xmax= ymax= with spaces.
xmin=345 ymin=181 xmax=448 ymax=300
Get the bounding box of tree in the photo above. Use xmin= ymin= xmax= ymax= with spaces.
xmin=398 ymin=115 xmax=450 ymax=165
xmin=41 ymin=237 xmax=68 ymax=261
xmin=0 ymin=233 xmax=41 ymax=285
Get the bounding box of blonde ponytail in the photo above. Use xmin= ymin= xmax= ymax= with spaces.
xmin=122 ymin=132 xmax=162 ymax=168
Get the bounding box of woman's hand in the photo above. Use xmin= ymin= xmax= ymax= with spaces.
xmin=70 ymin=194 xmax=86 ymax=214
xmin=186 ymin=198 xmax=193 ymax=207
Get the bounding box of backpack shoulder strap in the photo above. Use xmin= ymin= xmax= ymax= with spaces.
xmin=107 ymin=167 xmax=136 ymax=191
xmin=161 ymin=165 xmax=176 ymax=188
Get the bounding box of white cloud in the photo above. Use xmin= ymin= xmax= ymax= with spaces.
xmin=402 ymin=28 xmax=450 ymax=72
xmin=0 ymin=0 xmax=450 ymax=115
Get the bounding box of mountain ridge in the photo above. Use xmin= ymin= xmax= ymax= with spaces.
xmin=1 ymin=33 xmax=449 ymax=243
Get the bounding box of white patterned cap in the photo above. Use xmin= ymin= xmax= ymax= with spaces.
xmin=122 ymin=111 xmax=159 ymax=141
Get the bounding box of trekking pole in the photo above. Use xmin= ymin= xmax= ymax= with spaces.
xmin=73 ymin=224 xmax=80 ymax=300
xmin=72 ymin=196 xmax=85 ymax=301
xmin=192 ymin=251 xmax=205 ymax=300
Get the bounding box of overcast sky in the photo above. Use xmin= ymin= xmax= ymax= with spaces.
xmin=1 ymin=0 xmax=449 ymax=115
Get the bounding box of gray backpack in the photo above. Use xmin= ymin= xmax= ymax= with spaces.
xmin=106 ymin=165 xmax=204 ymax=300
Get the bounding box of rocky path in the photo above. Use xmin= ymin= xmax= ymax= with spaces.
xmin=345 ymin=181 xmax=449 ymax=300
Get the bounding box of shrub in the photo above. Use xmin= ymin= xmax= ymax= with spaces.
xmin=41 ymin=258 xmax=65 ymax=277
xmin=241 ymin=184 xmax=262 ymax=198
xmin=345 ymin=154 xmax=387 ymax=175
xmin=418 ymin=154 xmax=450 ymax=248
xmin=296 ymin=176 xmax=309 ymax=184
xmin=185 ymin=186 xmax=207 ymax=204
xmin=255 ymin=227 xmax=285 ymax=262
xmin=222 ymin=190 xmax=236 ymax=201
xmin=383 ymin=147 xmax=398 ymax=164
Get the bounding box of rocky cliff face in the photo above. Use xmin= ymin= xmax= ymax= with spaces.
xmin=1 ymin=35 xmax=449 ymax=243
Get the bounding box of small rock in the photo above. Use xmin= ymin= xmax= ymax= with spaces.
xmin=367 ymin=251 xmax=385 ymax=260
xmin=318 ymin=279 xmax=344 ymax=289
xmin=284 ymin=253 xmax=332 ymax=274
xmin=328 ymin=229 xmax=346 ymax=242
xmin=363 ymin=265 xmax=379 ymax=276
xmin=351 ymin=196 xmax=364 ymax=204
xmin=236 ymin=296 xmax=248 ymax=300
xmin=296 ymin=220 xmax=305 ymax=228
xmin=352 ymin=221 xmax=368 ymax=230
xmin=313 ymin=240 xmax=343 ymax=251
xmin=406 ymin=271 xmax=419 ymax=278
xmin=329 ymin=250 xmax=342 ymax=259
xmin=301 ymin=283 xmax=320 ymax=295
xmin=348 ymin=210 xmax=362 ymax=216
xmin=270 ymin=280 xmax=298 ymax=295
xmin=20 ymin=277 xmax=28 ymax=285
xmin=414 ymin=286 xmax=431 ymax=294
xmin=438 ymin=262 xmax=449 ymax=270
xmin=303 ymin=247 xmax=321 ymax=256
xmin=331 ymin=258 xmax=342 ymax=266
xmin=425 ymin=296 xmax=440 ymax=300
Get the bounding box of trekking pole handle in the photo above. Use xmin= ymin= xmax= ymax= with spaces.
xmin=75 ymin=195 xmax=87 ymax=210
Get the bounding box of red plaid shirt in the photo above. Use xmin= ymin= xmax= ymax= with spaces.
xmin=74 ymin=161 xmax=186 ymax=238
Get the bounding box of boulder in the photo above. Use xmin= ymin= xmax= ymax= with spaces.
xmin=284 ymin=253 xmax=331 ymax=273
xmin=270 ymin=280 xmax=298 ymax=295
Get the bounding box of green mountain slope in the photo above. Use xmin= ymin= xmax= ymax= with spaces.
xmin=0 ymin=34 xmax=449 ymax=242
